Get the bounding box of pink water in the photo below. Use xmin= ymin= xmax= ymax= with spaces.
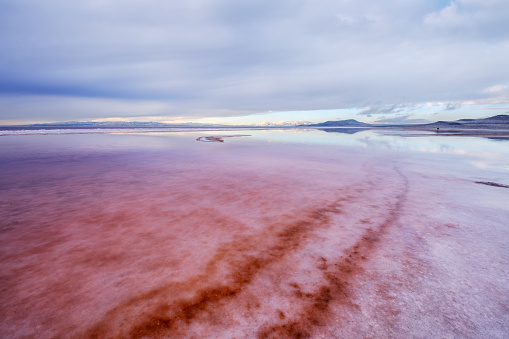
xmin=1 ymin=130 xmax=509 ymax=338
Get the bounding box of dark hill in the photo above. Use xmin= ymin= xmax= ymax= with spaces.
xmin=454 ymin=115 xmax=509 ymax=124
xmin=306 ymin=119 xmax=369 ymax=127
xmin=424 ymin=115 xmax=509 ymax=129
xmin=305 ymin=114 xmax=509 ymax=131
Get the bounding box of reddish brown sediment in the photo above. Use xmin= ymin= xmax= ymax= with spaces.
xmin=83 ymin=166 xmax=408 ymax=338
xmin=0 ymin=148 xmax=408 ymax=338
xmin=1 ymin=143 xmax=377 ymax=338
xmin=85 ymin=203 xmax=345 ymax=338
xmin=2 ymin=133 xmax=509 ymax=338
xmin=257 ymin=169 xmax=408 ymax=338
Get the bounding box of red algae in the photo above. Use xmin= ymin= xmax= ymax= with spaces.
xmin=1 ymin=132 xmax=509 ymax=338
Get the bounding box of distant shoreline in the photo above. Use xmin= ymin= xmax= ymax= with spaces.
xmin=2 ymin=114 xmax=508 ymax=133
xmin=1 ymin=125 xmax=509 ymax=138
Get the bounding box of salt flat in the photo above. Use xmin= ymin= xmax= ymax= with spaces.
xmin=1 ymin=129 xmax=508 ymax=338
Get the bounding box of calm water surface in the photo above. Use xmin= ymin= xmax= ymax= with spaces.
xmin=1 ymin=129 xmax=508 ymax=338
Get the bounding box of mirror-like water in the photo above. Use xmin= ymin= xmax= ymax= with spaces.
xmin=1 ymin=129 xmax=508 ymax=338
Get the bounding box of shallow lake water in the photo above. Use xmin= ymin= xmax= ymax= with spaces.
xmin=1 ymin=129 xmax=508 ymax=338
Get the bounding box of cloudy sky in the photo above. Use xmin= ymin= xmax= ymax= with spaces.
xmin=0 ymin=0 xmax=508 ymax=125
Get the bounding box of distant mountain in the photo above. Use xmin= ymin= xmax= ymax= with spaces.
xmin=305 ymin=115 xmax=509 ymax=130
xmin=456 ymin=114 xmax=509 ymax=123
xmin=4 ymin=115 xmax=509 ymax=131
xmin=2 ymin=121 xmax=230 ymax=129
xmin=305 ymin=119 xmax=370 ymax=127
xmin=424 ymin=115 xmax=509 ymax=129
xmin=31 ymin=121 xmax=172 ymax=127
xmin=427 ymin=121 xmax=463 ymax=126
xmin=256 ymin=120 xmax=313 ymax=127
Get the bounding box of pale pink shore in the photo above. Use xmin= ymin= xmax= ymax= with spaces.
xmin=1 ymin=133 xmax=508 ymax=338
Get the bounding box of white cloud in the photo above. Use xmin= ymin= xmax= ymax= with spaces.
xmin=482 ymin=85 xmax=509 ymax=95
xmin=424 ymin=2 xmax=461 ymax=25
xmin=0 ymin=0 xmax=508 ymax=122
xmin=424 ymin=0 xmax=509 ymax=40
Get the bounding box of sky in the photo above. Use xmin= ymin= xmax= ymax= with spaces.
xmin=0 ymin=0 xmax=508 ymax=125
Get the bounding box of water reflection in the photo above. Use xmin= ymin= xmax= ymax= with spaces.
xmin=1 ymin=128 xmax=508 ymax=338
xmin=2 ymin=128 xmax=509 ymax=167
xmin=243 ymin=128 xmax=509 ymax=157
xmin=317 ymin=128 xmax=370 ymax=134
